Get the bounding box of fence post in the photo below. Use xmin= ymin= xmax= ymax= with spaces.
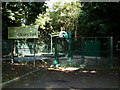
xmin=54 ymin=37 xmax=59 ymax=67
xmin=95 ymin=37 xmax=98 ymax=65
xmin=67 ymin=32 xmax=73 ymax=61
xmin=33 ymin=39 xmax=36 ymax=67
xmin=110 ymin=36 xmax=113 ymax=67
xmin=11 ymin=40 xmax=14 ymax=63
xmin=81 ymin=37 xmax=85 ymax=62
xmin=51 ymin=34 xmax=53 ymax=53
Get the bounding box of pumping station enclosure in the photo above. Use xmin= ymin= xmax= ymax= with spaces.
xmin=2 ymin=26 xmax=113 ymax=67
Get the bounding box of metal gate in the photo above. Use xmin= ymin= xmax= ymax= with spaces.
xmin=54 ymin=36 xmax=113 ymax=67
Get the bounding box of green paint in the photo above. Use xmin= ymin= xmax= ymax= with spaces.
xmin=54 ymin=37 xmax=59 ymax=66
xmin=84 ymin=40 xmax=100 ymax=56
xmin=66 ymin=32 xmax=73 ymax=60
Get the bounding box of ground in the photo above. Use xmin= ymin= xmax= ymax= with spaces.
xmin=2 ymin=60 xmax=51 ymax=83
xmin=2 ymin=61 xmax=119 ymax=89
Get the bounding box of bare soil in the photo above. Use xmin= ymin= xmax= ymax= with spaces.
xmin=2 ymin=61 xmax=119 ymax=88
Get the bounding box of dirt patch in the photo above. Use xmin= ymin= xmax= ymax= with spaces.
xmin=2 ymin=60 xmax=50 ymax=83
xmin=2 ymin=60 xmax=119 ymax=88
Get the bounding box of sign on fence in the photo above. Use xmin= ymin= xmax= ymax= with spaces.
xmin=8 ymin=25 xmax=39 ymax=39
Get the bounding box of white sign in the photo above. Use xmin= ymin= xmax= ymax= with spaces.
xmin=8 ymin=25 xmax=39 ymax=39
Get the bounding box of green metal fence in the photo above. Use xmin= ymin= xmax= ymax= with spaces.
xmin=54 ymin=36 xmax=113 ymax=67
xmin=2 ymin=36 xmax=113 ymax=67
xmin=2 ymin=38 xmax=51 ymax=57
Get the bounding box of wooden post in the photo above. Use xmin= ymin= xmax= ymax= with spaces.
xmin=11 ymin=40 xmax=14 ymax=63
xmin=33 ymin=39 xmax=36 ymax=67
xmin=51 ymin=34 xmax=53 ymax=53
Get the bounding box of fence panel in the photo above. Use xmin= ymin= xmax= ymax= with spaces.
xmin=55 ymin=36 xmax=113 ymax=67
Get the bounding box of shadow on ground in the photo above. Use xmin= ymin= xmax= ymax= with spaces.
xmin=2 ymin=66 xmax=119 ymax=89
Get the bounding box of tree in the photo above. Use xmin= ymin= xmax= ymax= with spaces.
xmin=35 ymin=1 xmax=81 ymax=37
xmin=78 ymin=2 xmax=120 ymax=38
xmin=2 ymin=2 xmax=46 ymax=39
xmin=77 ymin=2 xmax=120 ymax=54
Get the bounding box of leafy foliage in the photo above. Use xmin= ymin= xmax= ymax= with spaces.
xmin=35 ymin=1 xmax=81 ymax=35
xmin=78 ymin=2 xmax=120 ymax=38
xmin=2 ymin=2 xmax=120 ymax=49
xmin=2 ymin=2 xmax=46 ymax=39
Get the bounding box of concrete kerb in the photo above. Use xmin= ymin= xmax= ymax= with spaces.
xmin=1 ymin=68 xmax=40 ymax=86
